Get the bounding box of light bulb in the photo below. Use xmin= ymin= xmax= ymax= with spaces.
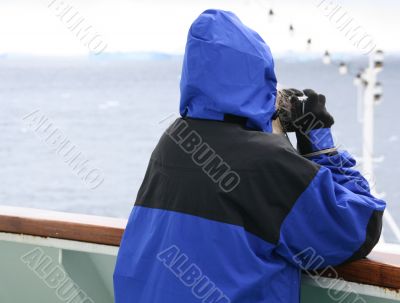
xmin=339 ymin=62 xmax=348 ymax=75
xmin=373 ymin=50 xmax=384 ymax=70
xmin=323 ymin=51 xmax=331 ymax=64
xmin=353 ymin=73 xmax=362 ymax=86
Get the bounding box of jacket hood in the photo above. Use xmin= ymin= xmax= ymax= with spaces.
xmin=179 ymin=9 xmax=277 ymax=132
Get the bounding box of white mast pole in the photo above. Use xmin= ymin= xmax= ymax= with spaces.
xmin=361 ymin=51 xmax=400 ymax=243
xmin=362 ymin=55 xmax=376 ymax=189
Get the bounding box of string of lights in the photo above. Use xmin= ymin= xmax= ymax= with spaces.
xmin=252 ymin=0 xmax=383 ymax=101
xmin=264 ymin=4 xmax=359 ymax=78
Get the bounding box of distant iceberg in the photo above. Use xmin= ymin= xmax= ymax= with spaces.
xmin=89 ymin=51 xmax=182 ymax=61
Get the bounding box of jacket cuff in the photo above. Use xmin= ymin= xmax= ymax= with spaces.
xmin=296 ymin=128 xmax=335 ymax=155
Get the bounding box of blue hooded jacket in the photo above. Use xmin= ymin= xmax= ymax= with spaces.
xmin=114 ymin=9 xmax=385 ymax=303
xmin=180 ymin=9 xmax=277 ymax=132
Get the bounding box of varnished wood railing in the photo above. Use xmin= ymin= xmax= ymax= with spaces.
xmin=0 ymin=206 xmax=399 ymax=290
xmin=0 ymin=206 xmax=126 ymax=246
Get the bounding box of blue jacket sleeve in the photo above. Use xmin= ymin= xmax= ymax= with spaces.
xmin=275 ymin=147 xmax=386 ymax=269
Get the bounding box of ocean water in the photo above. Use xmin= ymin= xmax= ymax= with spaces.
xmin=0 ymin=55 xmax=399 ymax=242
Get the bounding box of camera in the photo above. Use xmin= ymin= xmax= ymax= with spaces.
xmin=275 ymin=89 xmax=308 ymax=133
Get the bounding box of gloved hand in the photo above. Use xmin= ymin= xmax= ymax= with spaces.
xmin=282 ymin=89 xmax=336 ymax=156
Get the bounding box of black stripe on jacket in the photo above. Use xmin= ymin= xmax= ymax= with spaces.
xmin=136 ymin=118 xmax=319 ymax=244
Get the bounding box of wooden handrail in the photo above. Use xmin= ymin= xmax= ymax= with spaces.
xmin=316 ymin=250 xmax=400 ymax=290
xmin=0 ymin=206 xmax=126 ymax=246
xmin=0 ymin=206 xmax=399 ymax=290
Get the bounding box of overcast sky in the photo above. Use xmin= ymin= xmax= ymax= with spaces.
xmin=0 ymin=0 xmax=399 ymax=56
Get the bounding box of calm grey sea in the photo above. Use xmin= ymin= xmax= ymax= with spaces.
xmin=0 ymin=55 xmax=399 ymax=242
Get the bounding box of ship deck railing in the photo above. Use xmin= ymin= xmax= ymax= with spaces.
xmin=0 ymin=206 xmax=399 ymax=303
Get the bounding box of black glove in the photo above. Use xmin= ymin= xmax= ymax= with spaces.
xmin=279 ymin=89 xmax=335 ymax=155
xmin=292 ymin=89 xmax=334 ymax=131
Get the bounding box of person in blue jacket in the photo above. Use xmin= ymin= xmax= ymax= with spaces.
xmin=113 ymin=9 xmax=386 ymax=303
